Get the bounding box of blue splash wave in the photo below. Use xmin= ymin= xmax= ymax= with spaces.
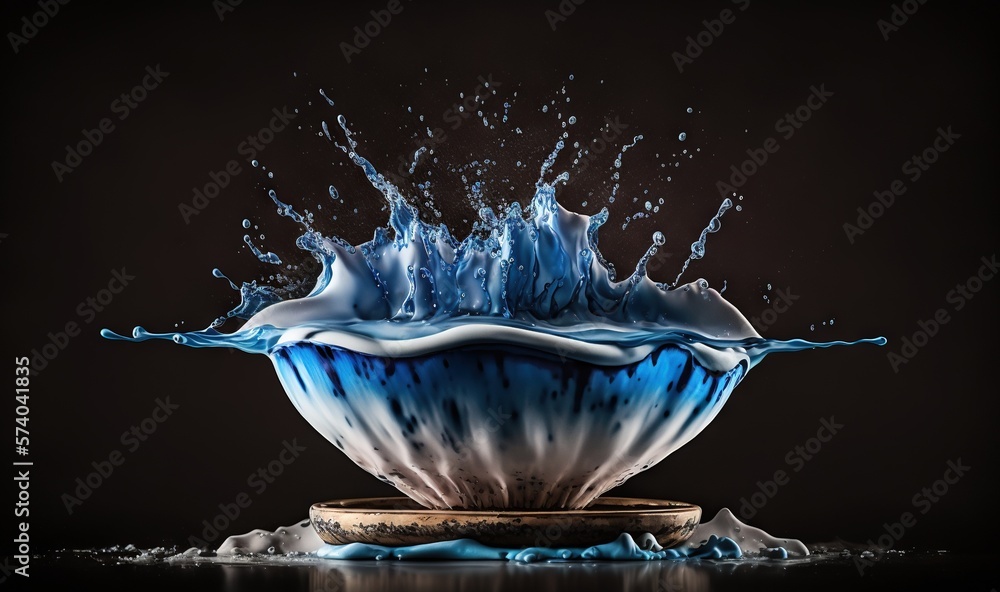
xmin=102 ymin=115 xmax=885 ymax=363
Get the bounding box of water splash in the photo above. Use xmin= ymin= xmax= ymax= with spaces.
xmin=408 ymin=146 xmax=427 ymax=174
xmin=673 ymin=197 xmax=733 ymax=287
xmin=318 ymin=88 xmax=335 ymax=107
xmin=103 ymin=116 xmax=883 ymax=370
xmin=243 ymin=235 xmax=282 ymax=265
xmin=101 ymin=83 xmax=886 ymax=521
xmin=608 ymin=134 xmax=643 ymax=204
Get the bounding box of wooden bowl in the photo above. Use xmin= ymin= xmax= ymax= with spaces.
xmin=310 ymin=496 xmax=700 ymax=548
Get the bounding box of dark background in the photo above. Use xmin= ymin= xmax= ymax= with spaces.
xmin=2 ymin=0 xmax=996 ymax=555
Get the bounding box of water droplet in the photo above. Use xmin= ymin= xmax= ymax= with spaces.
xmin=242 ymin=219 xmax=250 ymax=229
xmin=652 ymin=231 xmax=665 ymax=246
xmin=678 ymin=132 xmax=687 ymax=141
xmin=686 ymin=107 xmax=693 ymax=114
xmin=568 ymin=116 xmax=577 ymax=125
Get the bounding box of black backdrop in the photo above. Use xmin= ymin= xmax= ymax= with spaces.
xmin=3 ymin=0 xmax=996 ymax=553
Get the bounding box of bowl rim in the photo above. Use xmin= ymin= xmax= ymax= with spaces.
xmin=311 ymin=496 xmax=700 ymax=517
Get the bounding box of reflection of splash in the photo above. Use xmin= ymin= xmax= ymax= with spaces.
xmin=311 ymin=560 xmax=715 ymax=592
xmin=313 ymin=533 xmax=741 ymax=561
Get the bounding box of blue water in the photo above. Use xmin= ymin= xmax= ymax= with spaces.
xmin=274 ymin=340 xmax=747 ymax=509
xmin=215 ymin=508 xmax=805 ymax=562
xmin=316 ymin=533 xmax=744 ymax=563
xmin=101 ymin=114 xmax=884 ymax=364
xmin=101 ymin=92 xmax=885 ymax=520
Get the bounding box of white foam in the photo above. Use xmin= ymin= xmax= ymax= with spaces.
xmin=685 ymin=508 xmax=809 ymax=556
xmin=216 ymin=520 xmax=323 ymax=556
xmin=276 ymin=320 xmax=750 ymax=373
xmin=216 ymin=509 xmax=808 ymax=557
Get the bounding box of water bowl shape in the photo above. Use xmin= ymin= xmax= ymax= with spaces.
xmin=270 ymin=317 xmax=749 ymax=510
xmin=309 ymin=496 xmax=701 ymax=548
xmin=103 ymin=117 xmax=885 ymax=512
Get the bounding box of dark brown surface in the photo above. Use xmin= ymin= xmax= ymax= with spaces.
xmin=2 ymin=0 xmax=996 ymax=556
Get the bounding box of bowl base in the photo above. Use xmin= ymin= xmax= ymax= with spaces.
xmin=309 ymin=496 xmax=701 ymax=549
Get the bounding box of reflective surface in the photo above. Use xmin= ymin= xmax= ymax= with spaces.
xmin=32 ymin=550 xmax=996 ymax=592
